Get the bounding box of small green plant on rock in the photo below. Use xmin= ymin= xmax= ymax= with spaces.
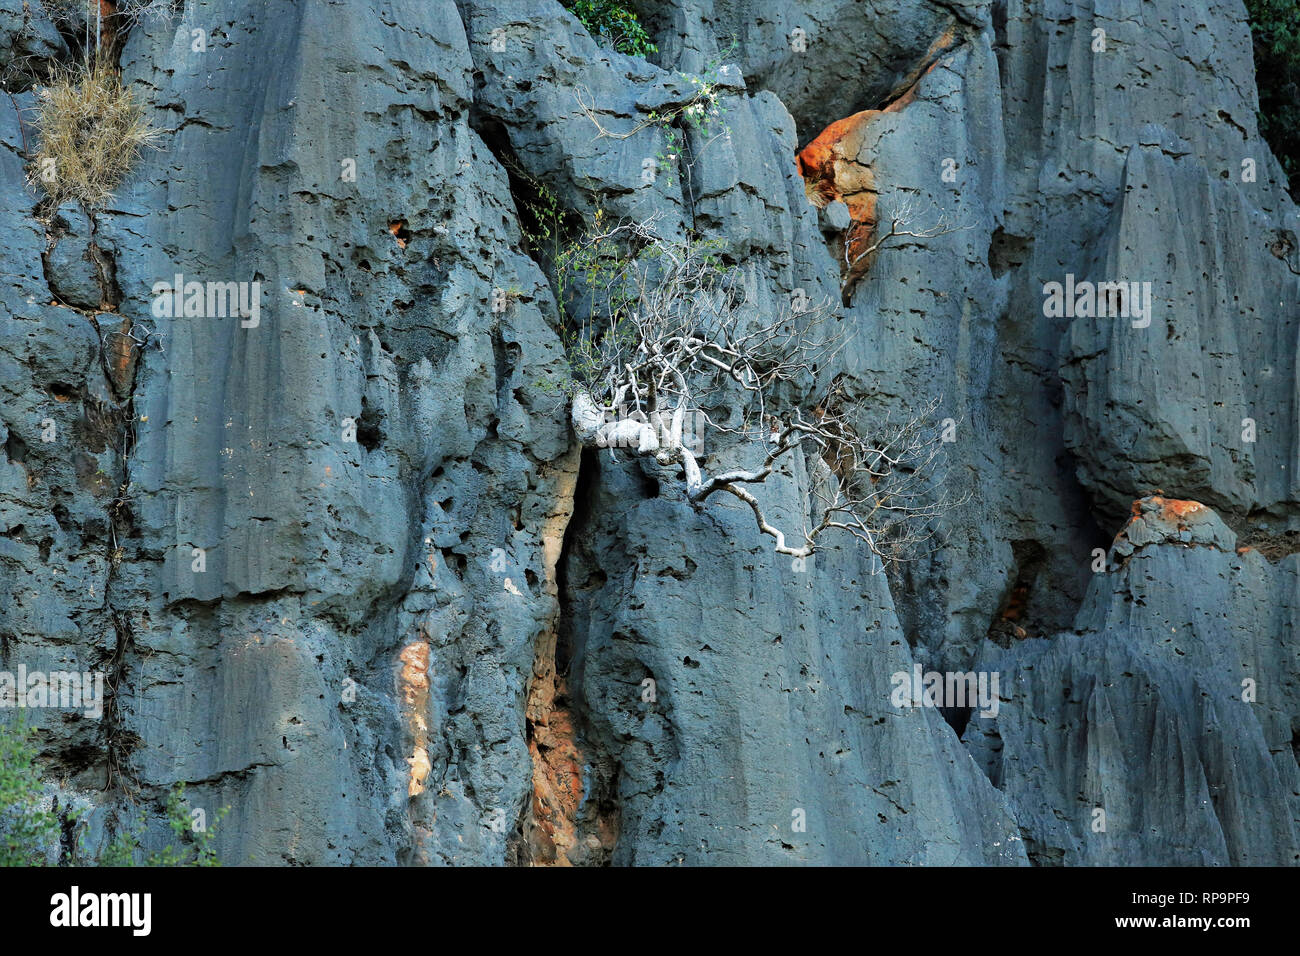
xmin=648 ymin=76 xmax=729 ymax=187
xmin=562 ymin=0 xmax=657 ymax=58
xmin=576 ymin=43 xmax=736 ymax=190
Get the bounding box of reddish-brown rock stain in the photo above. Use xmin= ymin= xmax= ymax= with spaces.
xmin=795 ymin=27 xmax=958 ymax=295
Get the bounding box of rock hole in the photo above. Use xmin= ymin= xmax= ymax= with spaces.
xmin=355 ymin=399 xmax=385 ymax=452
xmin=3 ymin=429 xmax=28 ymax=465
xmin=988 ymin=227 xmax=1032 ymax=278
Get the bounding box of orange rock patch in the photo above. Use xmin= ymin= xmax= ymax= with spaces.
xmin=1116 ymin=495 xmax=1209 ymax=547
xmin=1156 ymin=497 xmax=1205 ymax=523
xmin=399 ymin=639 xmax=431 ymax=797
xmin=523 ymin=637 xmax=584 ymax=866
xmin=105 ymin=316 xmax=137 ymax=398
xmin=795 ymin=27 xmax=959 ymax=295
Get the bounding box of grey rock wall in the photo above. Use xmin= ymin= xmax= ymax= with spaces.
xmin=0 ymin=0 xmax=1294 ymax=865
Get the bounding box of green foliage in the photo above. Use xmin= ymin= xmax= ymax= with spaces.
xmin=511 ymin=165 xmax=567 ymax=263
xmin=647 ymin=76 xmax=730 ymax=187
xmin=643 ymin=44 xmax=737 ymax=187
xmin=101 ymin=784 xmax=227 ymax=867
xmin=97 ymin=823 xmax=140 ymax=867
xmin=502 ymin=169 xmax=643 ymax=386
xmin=0 ymin=721 xmax=225 ymax=866
xmin=550 ymin=208 xmax=636 ymax=393
xmin=0 ymin=718 xmax=60 ymax=866
xmin=563 ymin=0 xmax=657 ymax=58
xmin=1245 ymin=0 xmax=1300 ymax=195
xmin=510 ymin=189 xmax=657 ymax=400
xmin=552 ymin=213 xmax=736 ymax=400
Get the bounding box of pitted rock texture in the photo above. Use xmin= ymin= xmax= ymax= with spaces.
xmin=0 ymin=0 xmax=1295 ymax=866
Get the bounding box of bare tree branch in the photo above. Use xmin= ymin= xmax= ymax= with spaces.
xmin=559 ymin=215 xmax=960 ymax=568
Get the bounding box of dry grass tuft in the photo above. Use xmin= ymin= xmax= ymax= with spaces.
xmin=26 ymin=57 xmax=162 ymax=209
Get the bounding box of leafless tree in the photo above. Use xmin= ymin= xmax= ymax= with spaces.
xmin=844 ymin=198 xmax=961 ymax=277
xmin=562 ymin=214 xmax=958 ymax=567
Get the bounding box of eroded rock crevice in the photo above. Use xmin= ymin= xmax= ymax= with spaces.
xmin=516 ymin=448 xmax=621 ymax=866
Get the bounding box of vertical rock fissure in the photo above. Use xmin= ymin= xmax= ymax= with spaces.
xmin=94 ymin=293 xmax=142 ymax=794
xmin=32 ymin=205 xmax=144 ymax=793
xmin=517 ymin=448 xmax=620 ymax=865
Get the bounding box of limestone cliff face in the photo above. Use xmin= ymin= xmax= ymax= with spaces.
xmin=0 ymin=0 xmax=1295 ymax=865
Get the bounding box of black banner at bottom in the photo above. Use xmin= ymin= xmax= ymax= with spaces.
xmin=0 ymin=865 xmax=1282 ymax=943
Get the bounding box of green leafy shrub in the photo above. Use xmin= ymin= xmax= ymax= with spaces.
xmin=0 ymin=719 xmax=60 ymax=866
xmin=1244 ymin=0 xmax=1300 ymax=195
xmin=1 ymin=721 xmax=225 ymax=866
xmin=103 ymin=783 xmax=227 ymax=867
xmin=563 ymin=0 xmax=657 ymax=58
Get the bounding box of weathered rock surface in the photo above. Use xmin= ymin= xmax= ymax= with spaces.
xmin=0 ymin=0 xmax=1294 ymax=865
xmin=966 ymin=496 xmax=1300 ymax=865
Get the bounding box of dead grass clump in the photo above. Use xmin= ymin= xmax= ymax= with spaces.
xmin=26 ymin=57 xmax=162 ymax=208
